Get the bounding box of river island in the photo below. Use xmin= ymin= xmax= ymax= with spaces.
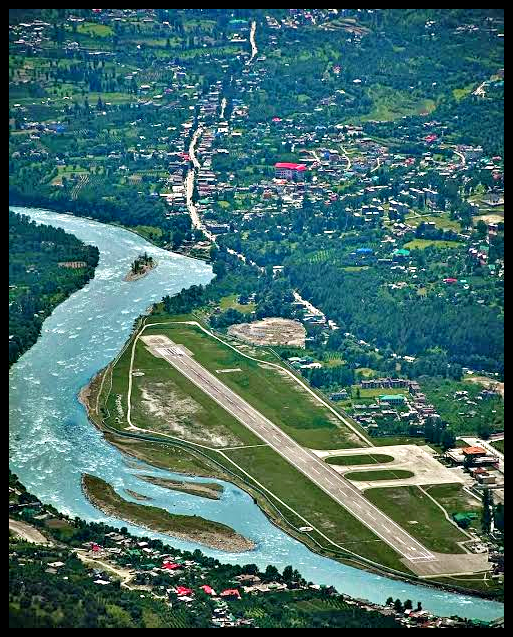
xmin=124 ymin=252 xmax=157 ymax=282
xmin=82 ymin=474 xmax=255 ymax=553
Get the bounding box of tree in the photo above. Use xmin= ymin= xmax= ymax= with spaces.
xmin=417 ymin=602 xmax=423 ymax=612
xmin=263 ymin=565 xmax=280 ymax=582
xmin=477 ymin=422 xmax=491 ymax=440
xmin=463 ymin=453 xmax=474 ymax=470
xmin=494 ymin=503 xmax=504 ymax=533
xmin=386 ymin=597 xmax=394 ymax=607
xmin=404 ymin=600 xmax=413 ymax=611
xmin=393 ymin=599 xmax=404 ymax=613
xmin=481 ymin=489 xmax=493 ymax=534
xmin=475 ymin=220 xmax=488 ymax=240
xmin=441 ymin=428 xmax=456 ymax=452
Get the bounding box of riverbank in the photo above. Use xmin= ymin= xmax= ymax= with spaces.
xmin=9 ymin=209 xmax=99 ymax=367
xmin=138 ymin=475 xmax=224 ymax=500
xmin=82 ymin=474 xmax=256 ymax=554
xmin=9 ymin=202 xmax=210 ymax=267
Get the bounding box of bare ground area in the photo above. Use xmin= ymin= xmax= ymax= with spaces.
xmin=228 ymin=318 xmax=306 ymax=347
xmin=9 ymin=518 xmax=52 ymax=545
xmin=466 ymin=376 xmax=504 ymax=398
xmin=135 ymin=381 xmax=242 ymax=448
xmin=138 ymin=475 xmax=224 ymax=500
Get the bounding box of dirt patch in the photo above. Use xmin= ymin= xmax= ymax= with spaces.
xmin=138 ymin=475 xmax=224 ymax=500
xmin=136 ymin=381 xmax=242 ymax=448
xmin=228 ymin=318 xmax=306 ymax=347
xmin=466 ymin=376 xmax=504 ymax=398
xmin=125 ymin=489 xmax=152 ymax=502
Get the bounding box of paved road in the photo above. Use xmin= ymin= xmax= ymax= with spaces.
xmin=9 ymin=518 xmax=51 ymax=545
xmin=147 ymin=339 xmax=436 ymax=565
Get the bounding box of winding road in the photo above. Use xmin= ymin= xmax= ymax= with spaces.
xmin=247 ymin=21 xmax=258 ymax=65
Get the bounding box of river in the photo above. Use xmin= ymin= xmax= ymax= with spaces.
xmin=8 ymin=207 xmax=503 ymax=621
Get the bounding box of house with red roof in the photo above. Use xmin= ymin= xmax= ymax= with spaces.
xmin=200 ymin=585 xmax=216 ymax=596
xmin=275 ymin=162 xmax=307 ymax=180
xmin=162 ymin=562 xmax=181 ymax=571
xmin=176 ymin=586 xmax=194 ymax=597
xmin=221 ymin=589 xmax=242 ymax=600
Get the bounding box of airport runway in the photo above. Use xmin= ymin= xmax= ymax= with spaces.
xmin=146 ymin=339 xmax=437 ymax=565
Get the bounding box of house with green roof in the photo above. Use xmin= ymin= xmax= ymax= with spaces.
xmin=379 ymin=394 xmax=406 ymax=406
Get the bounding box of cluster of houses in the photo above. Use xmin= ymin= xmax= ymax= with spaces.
xmin=351 ymin=378 xmax=442 ymax=434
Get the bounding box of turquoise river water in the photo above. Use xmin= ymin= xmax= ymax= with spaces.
xmin=9 ymin=207 xmax=503 ymax=621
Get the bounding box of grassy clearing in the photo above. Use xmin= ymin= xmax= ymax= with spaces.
xmin=365 ymin=486 xmax=469 ymax=554
xmin=424 ymin=484 xmax=481 ymax=529
xmin=142 ymin=322 xmax=367 ymax=450
xmin=407 ymin=214 xmax=462 ymax=232
xmin=219 ymin=294 xmax=256 ymax=314
xmin=361 ymin=85 xmax=436 ymax=122
xmin=433 ymin=574 xmax=504 ymax=599
xmin=223 ymin=445 xmax=409 ymax=572
xmin=76 ymin=22 xmax=113 ymax=38
xmin=326 ymin=454 xmax=395 ymax=466
xmin=82 ymin=474 xmax=254 ymax=552
xmin=453 ymin=83 xmax=477 ymax=100
xmin=369 ymin=437 xmax=428 ymax=447
xmin=345 ymin=469 xmax=414 ymax=481
xmin=404 ymin=239 xmax=463 ymax=250
xmin=353 ymin=386 xmax=406 ymax=399
xmin=491 ymin=440 xmax=504 ymax=454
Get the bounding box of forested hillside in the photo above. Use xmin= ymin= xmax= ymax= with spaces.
xmin=9 ymin=210 xmax=99 ymax=365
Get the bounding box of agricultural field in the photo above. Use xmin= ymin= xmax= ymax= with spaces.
xmin=219 ymin=294 xmax=256 ymax=314
xmin=358 ymin=86 xmax=436 ymax=122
